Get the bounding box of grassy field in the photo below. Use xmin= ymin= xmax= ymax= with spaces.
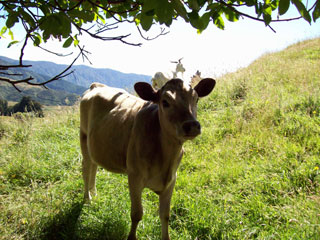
xmin=0 ymin=38 xmax=319 ymax=240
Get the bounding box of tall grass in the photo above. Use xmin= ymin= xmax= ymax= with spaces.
xmin=1 ymin=38 xmax=319 ymax=239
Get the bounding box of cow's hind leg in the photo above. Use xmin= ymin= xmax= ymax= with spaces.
xmin=88 ymin=162 xmax=98 ymax=197
xmin=80 ymin=130 xmax=97 ymax=202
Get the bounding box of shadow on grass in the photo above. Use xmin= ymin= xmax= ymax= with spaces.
xmin=36 ymin=201 xmax=128 ymax=240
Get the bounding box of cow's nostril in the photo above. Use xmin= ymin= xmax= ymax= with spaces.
xmin=195 ymin=121 xmax=201 ymax=130
xmin=182 ymin=121 xmax=201 ymax=135
xmin=183 ymin=123 xmax=191 ymax=133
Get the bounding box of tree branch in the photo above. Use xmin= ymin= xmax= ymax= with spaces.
xmin=36 ymin=45 xmax=73 ymax=57
xmin=137 ymin=26 xmax=170 ymax=41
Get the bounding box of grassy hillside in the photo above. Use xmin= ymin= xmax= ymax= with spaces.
xmin=0 ymin=38 xmax=319 ymax=239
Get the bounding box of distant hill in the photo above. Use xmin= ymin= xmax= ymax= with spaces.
xmin=0 ymin=57 xmax=86 ymax=105
xmin=0 ymin=56 xmax=152 ymax=105
xmin=0 ymin=56 xmax=151 ymax=89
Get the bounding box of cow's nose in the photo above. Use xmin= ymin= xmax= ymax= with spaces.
xmin=182 ymin=120 xmax=201 ymax=136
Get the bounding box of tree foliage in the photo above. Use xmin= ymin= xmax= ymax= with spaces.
xmin=0 ymin=96 xmax=44 ymax=117
xmin=0 ymin=0 xmax=319 ymax=89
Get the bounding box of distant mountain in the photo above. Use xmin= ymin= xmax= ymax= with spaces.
xmin=0 ymin=56 xmax=152 ymax=105
xmin=0 ymin=57 xmax=86 ymax=105
xmin=0 ymin=56 xmax=151 ymax=90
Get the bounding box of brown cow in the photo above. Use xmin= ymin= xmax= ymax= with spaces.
xmin=80 ymin=78 xmax=216 ymax=240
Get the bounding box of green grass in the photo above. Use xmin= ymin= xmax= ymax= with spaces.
xmin=1 ymin=38 xmax=320 ymax=239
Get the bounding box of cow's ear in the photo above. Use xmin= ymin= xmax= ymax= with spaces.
xmin=134 ymin=82 xmax=159 ymax=102
xmin=194 ymin=78 xmax=216 ymax=98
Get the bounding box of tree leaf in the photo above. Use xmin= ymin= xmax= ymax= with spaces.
xmin=63 ymin=37 xmax=73 ymax=48
xmin=291 ymin=0 xmax=311 ymax=23
xmin=188 ymin=0 xmax=200 ymax=11
xmin=0 ymin=26 xmax=7 ymax=37
xmin=8 ymin=29 xmax=14 ymax=40
xmin=32 ymin=33 xmax=42 ymax=46
xmin=171 ymin=0 xmax=188 ymax=21
xmin=213 ymin=15 xmax=225 ymax=30
xmin=224 ymin=7 xmax=239 ymax=22
xmin=312 ymin=0 xmax=320 ymax=22
xmin=73 ymin=34 xmax=79 ymax=47
xmin=7 ymin=40 xmax=19 ymax=48
xmin=6 ymin=12 xmax=19 ymax=28
xmin=155 ymin=0 xmax=174 ymax=25
xmin=263 ymin=12 xmax=272 ymax=25
xmin=263 ymin=6 xmax=272 ymax=15
xmin=140 ymin=13 xmax=153 ymax=31
xmin=188 ymin=10 xmax=201 ymax=29
xmin=279 ymin=0 xmax=290 ymax=15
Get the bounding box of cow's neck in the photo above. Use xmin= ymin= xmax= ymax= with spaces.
xmin=157 ymin=112 xmax=184 ymax=168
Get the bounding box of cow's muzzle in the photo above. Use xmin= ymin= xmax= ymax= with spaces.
xmin=182 ymin=120 xmax=201 ymax=139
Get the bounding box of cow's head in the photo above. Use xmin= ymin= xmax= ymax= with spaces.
xmin=134 ymin=78 xmax=216 ymax=142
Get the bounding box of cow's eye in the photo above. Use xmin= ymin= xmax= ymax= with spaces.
xmin=162 ymin=100 xmax=170 ymax=108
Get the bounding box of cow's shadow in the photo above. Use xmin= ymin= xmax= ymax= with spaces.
xmin=36 ymin=201 xmax=128 ymax=240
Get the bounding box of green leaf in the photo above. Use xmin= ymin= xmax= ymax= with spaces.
xmin=8 ymin=29 xmax=14 ymax=40
xmin=188 ymin=0 xmax=200 ymax=11
xmin=213 ymin=15 xmax=225 ymax=30
xmin=73 ymin=35 xmax=79 ymax=47
xmin=7 ymin=40 xmax=19 ymax=48
xmin=58 ymin=13 xmax=72 ymax=38
xmin=0 ymin=26 xmax=7 ymax=37
xmin=6 ymin=12 xmax=19 ymax=28
xmin=224 ymin=7 xmax=239 ymax=22
xmin=271 ymin=0 xmax=278 ymax=10
xmin=291 ymin=0 xmax=311 ymax=23
xmin=140 ymin=13 xmax=153 ymax=31
xmin=263 ymin=6 xmax=272 ymax=15
xmin=312 ymin=0 xmax=320 ymax=22
xmin=39 ymin=4 xmax=51 ymax=16
xmin=279 ymin=0 xmax=290 ymax=15
xmin=199 ymin=12 xmax=211 ymax=31
xmin=141 ymin=0 xmax=157 ymax=14
xmin=263 ymin=12 xmax=272 ymax=25
xmin=155 ymin=0 xmax=174 ymax=26
xmin=63 ymin=37 xmax=73 ymax=48
xmin=40 ymin=12 xmax=72 ymax=41
xmin=245 ymin=0 xmax=256 ymax=7
xmin=32 ymin=33 xmax=42 ymax=46
xmin=188 ymin=10 xmax=201 ymax=29
xmin=172 ymin=0 xmax=188 ymax=21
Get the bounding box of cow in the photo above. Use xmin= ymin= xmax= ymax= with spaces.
xmin=151 ymin=58 xmax=186 ymax=90
xmin=80 ymin=78 xmax=216 ymax=240
xmin=190 ymin=70 xmax=202 ymax=88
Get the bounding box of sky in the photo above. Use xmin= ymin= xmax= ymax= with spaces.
xmin=0 ymin=2 xmax=320 ymax=82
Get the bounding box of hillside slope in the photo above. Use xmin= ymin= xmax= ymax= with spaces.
xmin=0 ymin=38 xmax=319 ymax=239
xmin=182 ymin=37 xmax=320 ymax=238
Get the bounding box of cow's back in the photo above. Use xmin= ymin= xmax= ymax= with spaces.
xmin=80 ymin=83 xmax=146 ymax=173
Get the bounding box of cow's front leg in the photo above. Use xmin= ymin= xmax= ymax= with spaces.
xmin=159 ymin=178 xmax=176 ymax=240
xmin=128 ymin=173 xmax=144 ymax=240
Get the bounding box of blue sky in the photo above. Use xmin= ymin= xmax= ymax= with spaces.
xmin=0 ymin=2 xmax=319 ymax=81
